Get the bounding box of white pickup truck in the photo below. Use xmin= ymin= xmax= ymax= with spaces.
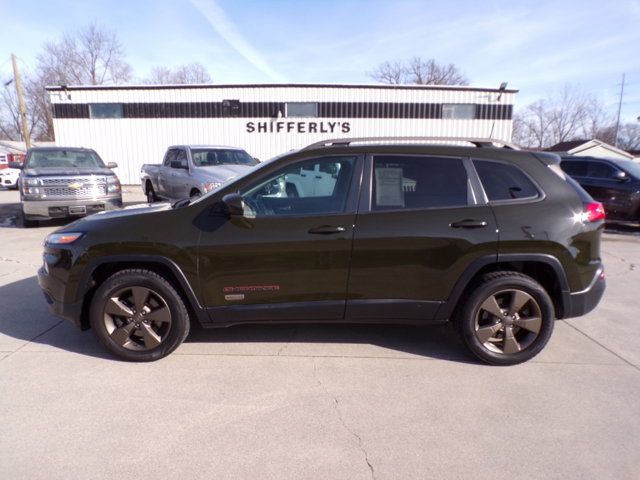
xmin=140 ymin=145 xmax=258 ymax=202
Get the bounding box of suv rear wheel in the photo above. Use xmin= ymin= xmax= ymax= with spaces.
xmin=90 ymin=269 xmax=190 ymax=361
xmin=455 ymin=272 xmax=554 ymax=365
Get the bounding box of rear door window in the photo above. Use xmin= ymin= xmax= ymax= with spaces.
xmin=474 ymin=160 xmax=540 ymax=202
xmin=173 ymin=150 xmax=188 ymax=169
xmin=372 ymin=156 xmax=468 ymax=210
xmin=163 ymin=150 xmax=177 ymax=167
xmin=561 ymin=160 xmax=588 ymax=177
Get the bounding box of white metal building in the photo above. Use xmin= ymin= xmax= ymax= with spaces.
xmin=47 ymin=84 xmax=517 ymax=184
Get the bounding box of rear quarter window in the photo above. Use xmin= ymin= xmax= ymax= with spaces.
xmin=474 ymin=160 xmax=540 ymax=202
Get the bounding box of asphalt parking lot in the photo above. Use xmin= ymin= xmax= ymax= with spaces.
xmin=0 ymin=188 xmax=639 ymax=479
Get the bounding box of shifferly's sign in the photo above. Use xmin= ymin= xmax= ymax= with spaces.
xmin=246 ymin=121 xmax=351 ymax=134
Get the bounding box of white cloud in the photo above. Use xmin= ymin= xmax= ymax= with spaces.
xmin=188 ymin=0 xmax=287 ymax=82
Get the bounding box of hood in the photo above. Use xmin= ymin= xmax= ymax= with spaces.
xmin=23 ymin=167 xmax=116 ymax=177
xmin=193 ymin=164 xmax=252 ymax=182
xmin=61 ymin=202 xmax=172 ymax=231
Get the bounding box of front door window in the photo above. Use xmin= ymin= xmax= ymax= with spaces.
xmin=240 ymin=156 xmax=356 ymax=217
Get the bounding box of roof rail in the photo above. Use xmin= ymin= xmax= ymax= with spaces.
xmin=302 ymin=137 xmax=520 ymax=151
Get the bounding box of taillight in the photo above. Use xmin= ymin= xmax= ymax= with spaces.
xmin=584 ymin=202 xmax=605 ymax=222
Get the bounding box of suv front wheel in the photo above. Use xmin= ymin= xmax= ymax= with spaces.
xmin=455 ymin=272 xmax=555 ymax=365
xmin=90 ymin=269 xmax=191 ymax=361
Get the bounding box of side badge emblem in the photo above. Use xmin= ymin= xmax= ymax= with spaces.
xmin=225 ymin=294 xmax=245 ymax=301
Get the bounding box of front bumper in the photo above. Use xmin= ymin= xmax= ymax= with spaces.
xmin=563 ymin=267 xmax=606 ymax=319
xmin=38 ymin=266 xmax=84 ymax=329
xmin=22 ymin=195 xmax=122 ymax=220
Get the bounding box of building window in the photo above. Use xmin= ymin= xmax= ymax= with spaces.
xmin=89 ymin=103 xmax=123 ymax=119
xmin=442 ymin=104 xmax=475 ymax=120
xmin=286 ymin=102 xmax=318 ymax=118
xmin=222 ymin=99 xmax=241 ymax=117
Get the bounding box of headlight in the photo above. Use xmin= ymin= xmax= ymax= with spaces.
xmin=203 ymin=182 xmax=223 ymax=193
xmin=22 ymin=177 xmax=41 ymax=195
xmin=46 ymin=232 xmax=84 ymax=245
xmin=107 ymin=176 xmax=121 ymax=193
xmin=23 ymin=177 xmax=40 ymax=186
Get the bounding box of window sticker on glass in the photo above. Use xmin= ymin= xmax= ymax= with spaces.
xmin=375 ymin=167 xmax=405 ymax=207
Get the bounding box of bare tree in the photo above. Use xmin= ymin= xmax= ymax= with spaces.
xmin=0 ymin=73 xmax=47 ymax=141
xmin=368 ymin=57 xmax=468 ymax=85
xmin=512 ymin=86 xmax=615 ymax=149
xmin=367 ymin=60 xmax=406 ymax=85
xmin=6 ymin=23 xmax=134 ymax=141
xmin=144 ymin=62 xmax=212 ymax=85
xmin=37 ymin=23 xmax=132 ymax=86
xmin=615 ymin=123 xmax=640 ymax=151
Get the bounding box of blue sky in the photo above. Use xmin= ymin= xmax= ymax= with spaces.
xmin=1 ymin=0 xmax=639 ymax=121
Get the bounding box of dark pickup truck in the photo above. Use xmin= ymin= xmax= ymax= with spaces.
xmin=13 ymin=147 xmax=122 ymax=227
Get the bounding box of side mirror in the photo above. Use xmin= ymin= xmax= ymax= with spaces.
xmin=222 ymin=193 xmax=244 ymax=216
xmin=107 ymin=162 xmax=118 ymax=169
xmin=8 ymin=162 xmax=23 ymax=170
xmin=171 ymin=160 xmax=188 ymax=170
xmin=613 ymin=170 xmax=628 ymax=182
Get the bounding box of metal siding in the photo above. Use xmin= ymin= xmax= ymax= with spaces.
xmin=50 ymin=85 xmax=515 ymax=184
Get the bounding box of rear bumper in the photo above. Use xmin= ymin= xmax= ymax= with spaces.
xmin=37 ymin=266 xmax=84 ymax=329
xmin=563 ymin=267 xmax=606 ymax=319
xmin=22 ymin=195 xmax=122 ymax=219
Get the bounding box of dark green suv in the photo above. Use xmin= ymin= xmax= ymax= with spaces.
xmin=38 ymin=138 xmax=606 ymax=365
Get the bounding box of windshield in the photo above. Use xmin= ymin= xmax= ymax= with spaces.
xmin=26 ymin=150 xmax=105 ymax=169
xmin=191 ymin=148 xmax=258 ymax=167
xmin=617 ymin=160 xmax=640 ymax=179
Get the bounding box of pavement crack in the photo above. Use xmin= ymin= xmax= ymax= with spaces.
xmin=0 ymin=320 xmax=64 ymax=363
xmin=276 ymin=328 xmax=298 ymax=356
xmin=313 ymin=358 xmax=376 ymax=480
xmin=564 ymin=320 xmax=639 ymax=372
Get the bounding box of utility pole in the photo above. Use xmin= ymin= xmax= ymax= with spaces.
xmin=614 ymin=73 xmax=625 ymax=148
xmin=11 ymin=53 xmax=31 ymax=149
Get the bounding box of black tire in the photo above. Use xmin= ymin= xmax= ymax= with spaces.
xmin=190 ymin=189 xmax=201 ymax=198
xmin=146 ymin=183 xmax=157 ymax=203
xmin=89 ymin=269 xmax=191 ymax=362
xmin=454 ymin=272 xmax=555 ymax=366
xmin=21 ymin=210 xmax=38 ymax=228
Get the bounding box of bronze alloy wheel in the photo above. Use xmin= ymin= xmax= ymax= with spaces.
xmin=474 ymin=289 xmax=542 ymax=355
xmin=102 ymin=286 xmax=172 ymax=351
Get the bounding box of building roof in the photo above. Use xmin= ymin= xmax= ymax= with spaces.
xmin=547 ymin=138 xmax=635 ymax=160
xmin=546 ymin=140 xmax=590 ymax=152
xmin=45 ymin=82 xmax=519 ymax=94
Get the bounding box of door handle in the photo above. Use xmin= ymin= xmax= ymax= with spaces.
xmin=450 ymin=219 xmax=488 ymax=229
xmin=308 ymin=225 xmax=346 ymax=235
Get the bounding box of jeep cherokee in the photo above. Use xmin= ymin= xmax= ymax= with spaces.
xmin=38 ymin=138 xmax=606 ymax=365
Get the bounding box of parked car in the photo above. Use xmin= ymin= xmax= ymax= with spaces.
xmin=0 ymin=167 xmax=20 ymax=189
xmin=140 ymin=145 xmax=258 ymax=203
xmin=38 ymin=138 xmax=606 ymax=364
xmin=560 ymin=155 xmax=640 ymax=225
xmin=13 ymin=147 xmax=122 ymax=227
